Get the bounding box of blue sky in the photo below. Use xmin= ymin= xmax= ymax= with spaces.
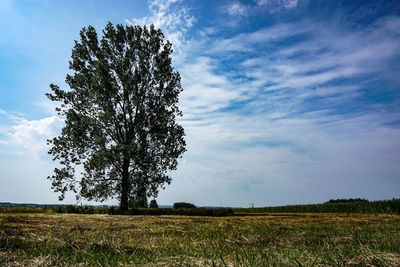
xmin=0 ymin=0 xmax=399 ymax=207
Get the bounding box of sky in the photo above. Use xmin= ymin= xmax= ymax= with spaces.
xmin=0 ymin=0 xmax=399 ymax=207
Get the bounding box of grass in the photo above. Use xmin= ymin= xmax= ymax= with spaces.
xmin=0 ymin=209 xmax=399 ymax=266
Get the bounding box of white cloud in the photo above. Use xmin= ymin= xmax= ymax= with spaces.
xmin=213 ymin=23 xmax=310 ymax=52
xmin=126 ymin=0 xmax=195 ymax=49
xmin=227 ymin=2 xmax=247 ymax=16
xmin=7 ymin=116 xmax=63 ymax=158
xmin=221 ymin=0 xmax=299 ymax=23
xmin=179 ymin=57 xmax=245 ymax=117
xmin=212 ymin=17 xmax=400 ymax=97
xmin=255 ymin=0 xmax=298 ymax=10
xmin=220 ymin=0 xmax=299 ymax=21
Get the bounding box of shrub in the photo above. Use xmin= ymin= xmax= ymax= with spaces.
xmin=173 ymin=202 xmax=196 ymax=209
xmin=128 ymin=196 xmax=148 ymax=208
xmin=55 ymin=205 xmax=109 ymax=214
xmin=149 ymin=199 xmax=158 ymax=208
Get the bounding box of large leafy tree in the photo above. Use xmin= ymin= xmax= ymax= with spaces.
xmin=46 ymin=23 xmax=186 ymax=210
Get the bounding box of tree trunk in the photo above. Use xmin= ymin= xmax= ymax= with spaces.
xmin=120 ymin=158 xmax=130 ymax=211
xmin=137 ymin=188 xmax=147 ymax=208
xmin=136 ymin=173 xmax=148 ymax=208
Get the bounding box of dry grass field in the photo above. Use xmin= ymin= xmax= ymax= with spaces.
xmin=1 ymin=211 xmax=400 ymax=266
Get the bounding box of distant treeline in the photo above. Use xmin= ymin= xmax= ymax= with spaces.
xmin=2 ymin=198 xmax=399 ymax=215
xmin=324 ymin=198 xmax=368 ymax=204
xmin=0 ymin=206 xmax=51 ymax=214
xmin=0 ymin=205 xmax=234 ymax=216
xmin=54 ymin=205 xmax=234 ymax=216
xmin=236 ymin=198 xmax=400 ymax=214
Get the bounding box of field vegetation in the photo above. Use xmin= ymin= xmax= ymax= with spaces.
xmin=1 ymin=207 xmax=399 ymax=266
xmin=236 ymin=199 xmax=400 ymax=214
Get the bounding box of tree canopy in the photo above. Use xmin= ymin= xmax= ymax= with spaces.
xmin=46 ymin=22 xmax=186 ymax=210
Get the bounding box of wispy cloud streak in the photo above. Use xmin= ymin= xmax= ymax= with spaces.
xmin=126 ymin=0 xmax=195 ymax=49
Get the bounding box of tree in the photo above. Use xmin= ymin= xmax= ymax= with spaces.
xmin=128 ymin=194 xmax=148 ymax=208
xmin=173 ymin=202 xmax=196 ymax=209
xmin=149 ymin=199 xmax=158 ymax=208
xmin=46 ymin=22 xmax=186 ymax=210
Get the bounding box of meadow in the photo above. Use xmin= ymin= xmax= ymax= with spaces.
xmin=1 ymin=208 xmax=399 ymax=266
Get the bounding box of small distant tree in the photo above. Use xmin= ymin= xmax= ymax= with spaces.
xmin=149 ymin=199 xmax=158 ymax=208
xmin=46 ymin=22 xmax=186 ymax=210
xmin=173 ymin=202 xmax=196 ymax=209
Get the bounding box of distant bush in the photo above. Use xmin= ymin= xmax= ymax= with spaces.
xmin=55 ymin=205 xmax=110 ymax=214
xmin=149 ymin=199 xmax=158 ymax=208
xmin=173 ymin=202 xmax=196 ymax=209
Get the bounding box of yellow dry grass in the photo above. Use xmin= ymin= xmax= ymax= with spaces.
xmin=0 ymin=212 xmax=399 ymax=266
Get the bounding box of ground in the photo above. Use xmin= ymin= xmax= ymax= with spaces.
xmin=1 ymin=211 xmax=399 ymax=266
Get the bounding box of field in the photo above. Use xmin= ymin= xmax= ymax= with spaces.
xmin=1 ymin=210 xmax=400 ymax=266
xmin=236 ymin=199 xmax=400 ymax=214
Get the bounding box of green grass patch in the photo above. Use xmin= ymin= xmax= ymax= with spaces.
xmin=0 ymin=212 xmax=399 ymax=266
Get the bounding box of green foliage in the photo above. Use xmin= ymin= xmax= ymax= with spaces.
xmin=173 ymin=202 xmax=196 ymax=209
xmin=53 ymin=205 xmax=233 ymax=217
xmin=149 ymin=199 xmax=158 ymax=208
xmin=236 ymin=198 xmax=400 ymax=214
xmin=325 ymin=198 xmax=369 ymax=204
xmin=128 ymin=195 xmax=148 ymax=208
xmin=46 ymin=22 xmax=186 ymax=210
xmin=132 ymin=208 xmax=233 ymax=216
